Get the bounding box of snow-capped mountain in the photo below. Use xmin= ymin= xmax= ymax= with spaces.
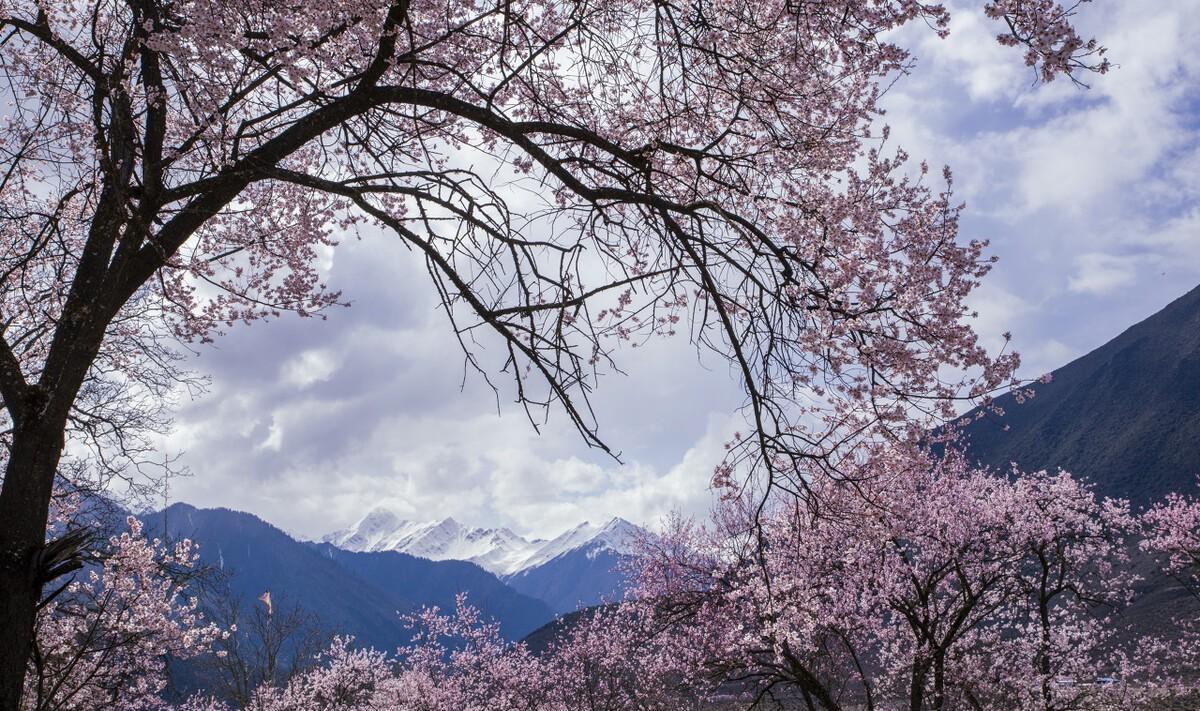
xmin=503 ymin=518 xmax=641 ymax=613
xmin=321 ymin=510 xmax=641 ymax=579
xmin=515 ymin=517 xmax=640 ymax=571
xmin=321 ymin=510 xmax=538 ymax=575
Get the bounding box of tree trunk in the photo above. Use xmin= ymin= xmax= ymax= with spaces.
xmin=0 ymin=563 xmax=37 ymax=711
xmin=909 ymin=658 xmax=929 ymax=711
xmin=0 ymin=414 xmax=68 ymax=711
xmin=932 ymin=652 xmax=947 ymax=711
xmin=1038 ymin=594 xmax=1054 ymax=711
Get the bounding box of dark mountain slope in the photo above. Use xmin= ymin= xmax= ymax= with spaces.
xmin=519 ymin=606 xmax=601 ymax=655
xmin=147 ymin=504 xmax=555 ymax=647
xmin=504 ymin=545 xmax=628 ymax=614
xmin=310 ymin=543 xmax=554 ymax=640
xmin=147 ymin=503 xmax=411 ymax=651
xmin=956 ymin=283 xmax=1200 ymax=507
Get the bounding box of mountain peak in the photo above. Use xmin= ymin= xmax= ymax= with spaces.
xmin=601 ymin=516 xmax=635 ymax=530
xmin=597 ymin=517 xmax=640 ymax=544
xmin=322 ymin=513 xmax=647 ymax=577
xmin=354 ymin=506 xmax=403 ymax=527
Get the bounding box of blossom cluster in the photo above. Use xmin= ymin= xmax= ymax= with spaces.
xmin=27 ymin=498 xmax=224 ymax=710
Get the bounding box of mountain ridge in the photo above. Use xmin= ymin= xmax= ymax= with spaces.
xmin=146 ymin=503 xmax=556 ymax=645
xmin=954 ymin=282 xmax=1200 ymax=506
xmin=321 ymin=509 xmax=642 ymax=577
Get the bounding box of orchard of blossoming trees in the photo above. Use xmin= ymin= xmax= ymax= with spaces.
xmin=0 ymin=0 xmax=1151 ymax=706
xmin=24 ymin=455 xmax=1200 ymax=710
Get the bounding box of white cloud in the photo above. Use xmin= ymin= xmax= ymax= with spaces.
xmin=1141 ymin=208 xmax=1200 ymax=265
xmin=257 ymin=421 xmax=283 ymax=452
xmin=966 ymin=282 xmax=1031 ymax=345
xmin=915 ymin=10 xmax=1025 ymax=102
xmin=168 ymin=394 xmax=735 ymax=539
xmin=1067 ymin=253 xmax=1139 ymax=295
xmin=280 ymin=349 xmax=339 ymax=388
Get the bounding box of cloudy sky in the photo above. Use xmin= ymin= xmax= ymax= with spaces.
xmin=161 ymin=0 xmax=1200 ymax=540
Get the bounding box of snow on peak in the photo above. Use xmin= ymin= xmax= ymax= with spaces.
xmin=356 ymin=507 xmax=402 ymax=531
xmin=596 ymin=517 xmax=641 ymax=549
xmin=322 ymin=512 xmax=644 ymax=576
xmin=513 ymin=517 xmax=641 ymax=572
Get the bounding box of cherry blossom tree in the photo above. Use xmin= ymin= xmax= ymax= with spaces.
xmin=26 ymin=494 xmax=223 ymax=710
xmin=0 ymin=0 xmax=1107 ymax=705
xmin=176 ymin=592 xmax=710 ymax=711
xmin=1141 ymin=484 xmax=1200 ymax=701
xmin=1143 ymin=486 xmax=1200 ymax=600
xmin=632 ymin=451 xmax=1159 ymax=711
xmin=984 ymin=1 xmax=1109 ymax=82
xmin=974 ymin=471 xmax=1143 ymax=711
xmin=389 ymin=595 xmax=546 ymax=711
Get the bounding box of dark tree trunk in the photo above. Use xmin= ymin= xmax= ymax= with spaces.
xmin=0 ymin=403 xmax=70 ymax=711
xmin=932 ymin=653 xmax=947 ymax=711
xmin=0 ymin=562 xmax=38 ymax=711
xmin=909 ymin=659 xmax=929 ymax=711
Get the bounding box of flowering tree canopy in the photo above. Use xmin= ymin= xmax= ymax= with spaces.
xmin=633 ymin=451 xmax=1182 ymax=711
xmin=0 ymin=0 xmax=1107 ymax=706
xmin=27 ymin=494 xmax=223 ymax=710
xmin=1141 ymin=484 xmax=1200 ymax=691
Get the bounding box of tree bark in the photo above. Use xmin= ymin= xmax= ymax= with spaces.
xmin=0 ymin=400 xmax=70 ymax=711
xmin=909 ymin=658 xmax=929 ymax=711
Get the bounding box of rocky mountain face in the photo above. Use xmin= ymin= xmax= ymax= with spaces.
xmin=504 ymin=544 xmax=630 ymax=614
xmin=506 ymin=518 xmax=638 ymax=612
xmin=954 ymin=283 xmax=1200 ymax=507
